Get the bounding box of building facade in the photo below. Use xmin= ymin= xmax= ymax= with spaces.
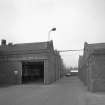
xmin=78 ymin=42 xmax=105 ymax=92
xmin=0 ymin=40 xmax=64 ymax=85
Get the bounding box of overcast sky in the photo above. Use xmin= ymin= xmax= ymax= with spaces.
xmin=0 ymin=0 xmax=105 ymax=67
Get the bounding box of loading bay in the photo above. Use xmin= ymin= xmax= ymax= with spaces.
xmin=0 ymin=76 xmax=105 ymax=105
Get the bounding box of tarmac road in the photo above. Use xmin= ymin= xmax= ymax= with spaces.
xmin=0 ymin=76 xmax=105 ymax=105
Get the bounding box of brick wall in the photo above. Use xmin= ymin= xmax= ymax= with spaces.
xmin=90 ymin=55 xmax=105 ymax=92
xmin=79 ymin=42 xmax=105 ymax=92
xmin=0 ymin=61 xmax=22 ymax=85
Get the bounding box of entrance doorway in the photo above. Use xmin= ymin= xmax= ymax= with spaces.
xmin=22 ymin=61 xmax=44 ymax=84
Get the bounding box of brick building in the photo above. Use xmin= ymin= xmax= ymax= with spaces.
xmin=0 ymin=40 xmax=64 ymax=85
xmin=78 ymin=42 xmax=105 ymax=92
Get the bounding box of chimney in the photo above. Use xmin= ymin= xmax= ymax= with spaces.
xmin=1 ymin=39 xmax=6 ymax=46
xmin=8 ymin=42 xmax=13 ymax=46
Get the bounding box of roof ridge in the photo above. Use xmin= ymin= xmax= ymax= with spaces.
xmin=14 ymin=41 xmax=48 ymax=46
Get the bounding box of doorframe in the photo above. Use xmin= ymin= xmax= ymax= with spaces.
xmin=21 ymin=59 xmax=45 ymax=84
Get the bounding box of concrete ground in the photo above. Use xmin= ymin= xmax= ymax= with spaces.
xmin=0 ymin=76 xmax=105 ymax=105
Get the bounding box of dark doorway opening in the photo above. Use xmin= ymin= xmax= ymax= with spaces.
xmin=22 ymin=61 xmax=44 ymax=84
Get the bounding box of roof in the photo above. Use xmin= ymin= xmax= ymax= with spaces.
xmin=0 ymin=41 xmax=52 ymax=55
xmin=92 ymin=49 xmax=105 ymax=55
xmin=84 ymin=42 xmax=105 ymax=58
xmin=87 ymin=43 xmax=105 ymax=50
